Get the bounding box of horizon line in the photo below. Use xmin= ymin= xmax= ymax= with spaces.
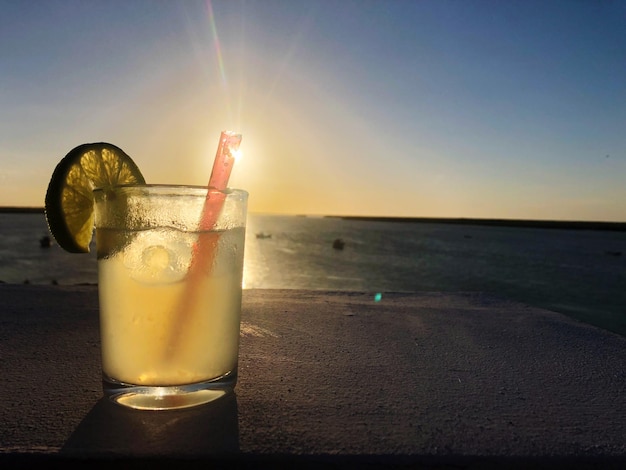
xmin=2 ymin=206 xmax=625 ymax=229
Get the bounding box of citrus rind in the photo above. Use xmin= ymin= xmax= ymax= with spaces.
xmin=44 ymin=143 xmax=145 ymax=253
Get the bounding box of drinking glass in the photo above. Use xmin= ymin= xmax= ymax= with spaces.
xmin=93 ymin=185 xmax=247 ymax=410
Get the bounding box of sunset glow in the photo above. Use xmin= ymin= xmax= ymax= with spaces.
xmin=1 ymin=1 xmax=625 ymax=221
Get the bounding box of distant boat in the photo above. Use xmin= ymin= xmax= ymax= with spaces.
xmin=39 ymin=235 xmax=51 ymax=248
xmin=256 ymin=232 xmax=272 ymax=239
xmin=332 ymin=238 xmax=345 ymax=250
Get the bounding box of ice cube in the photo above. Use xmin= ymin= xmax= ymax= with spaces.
xmin=123 ymin=229 xmax=193 ymax=284
xmin=142 ymin=245 xmax=171 ymax=272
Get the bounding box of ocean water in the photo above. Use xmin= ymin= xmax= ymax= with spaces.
xmin=1 ymin=212 xmax=625 ymax=336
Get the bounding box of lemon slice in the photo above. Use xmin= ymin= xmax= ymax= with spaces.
xmin=44 ymin=143 xmax=145 ymax=253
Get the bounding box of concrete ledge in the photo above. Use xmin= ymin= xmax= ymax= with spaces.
xmin=1 ymin=285 xmax=625 ymax=466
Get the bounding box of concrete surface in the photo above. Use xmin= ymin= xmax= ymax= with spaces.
xmin=0 ymin=285 xmax=625 ymax=468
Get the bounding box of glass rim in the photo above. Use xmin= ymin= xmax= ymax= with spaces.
xmin=93 ymin=184 xmax=247 ymax=196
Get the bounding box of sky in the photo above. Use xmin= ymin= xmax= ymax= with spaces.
xmin=1 ymin=0 xmax=625 ymax=221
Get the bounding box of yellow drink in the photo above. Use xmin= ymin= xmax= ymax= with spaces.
xmin=97 ymin=227 xmax=244 ymax=386
xmin=94 ymin=185 xmax=247 ymax=410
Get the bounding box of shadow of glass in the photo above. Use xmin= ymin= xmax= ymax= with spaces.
xmin=61 ymin=391 xmax=239 ymax=457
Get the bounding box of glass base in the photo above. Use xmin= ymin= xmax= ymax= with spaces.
xmin=103 ymin=372 xmax=237 ymax=411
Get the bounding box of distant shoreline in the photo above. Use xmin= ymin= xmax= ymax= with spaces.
xmin=0 ymin=207 xmax=44 ymax=214
xmin=328 ymin=216 xmax=626 ymax=232
xmin=2 ymin=207 xmax=625 ymax=231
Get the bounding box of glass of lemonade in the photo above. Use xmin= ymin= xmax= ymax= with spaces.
xmin=93 ymin=184 xmax=247 ymax=410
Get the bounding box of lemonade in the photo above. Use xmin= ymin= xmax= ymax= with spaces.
xmin=93 ymin=184 xmax=247 ymax=409
xmin=97 ymin=226 xmax=245 ymax=387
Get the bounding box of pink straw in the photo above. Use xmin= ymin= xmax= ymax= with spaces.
xmin=166 ymin=131 xmax=242 ymax=356
xmin=198 ymin=131 xmax=242 ymax=229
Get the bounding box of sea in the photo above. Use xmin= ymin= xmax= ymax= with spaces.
xmin=1 ymin=212 xmax=625 ymax=337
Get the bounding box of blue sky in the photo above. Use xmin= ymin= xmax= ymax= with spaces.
xmin=1 ymin=0 xmax=625 ymax=221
